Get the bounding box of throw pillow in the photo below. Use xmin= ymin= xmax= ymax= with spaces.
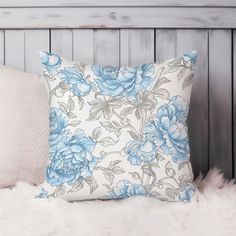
xmin=0 ymin=66 xmax=49 ymax=187
xmin=36 ymin=50 xmax=197 ymax=202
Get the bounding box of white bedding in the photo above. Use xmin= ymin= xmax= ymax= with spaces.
xmin=0 ymin=169 xmax=235 ymax=236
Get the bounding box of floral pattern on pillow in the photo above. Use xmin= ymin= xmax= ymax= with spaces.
xmin=92 ymin=64 xmax=155 ymax=97
xmin=36 ymin=50 xmax=197 ymax=202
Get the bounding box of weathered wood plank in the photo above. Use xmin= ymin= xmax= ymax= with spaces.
xmin=5 ymin=30 xmax=25 ymax=70
xmin=5 ymin=30 xmax=49 ymax=73
xmin=1 ymin=0 xmax=236 ymax=7
xmin=209 ymin=30 xmax=232 ymax=179
xmin=155 ymin=30 xmax=176 ymax=62
xmin=0 ymin=7 xmax=236 ymax=29
xmin=176 ymin=30 xmax=209 ymax=176
xmin=0 ymin=30 xmax=4 ymax=65
xmin=73 ymin=29 xmax=94 ymax=64
xmin=234 ymin=30 xmax=236 ymax=178
xmin=120 ymin=29 xmax=154 ymax=66
xmin=94 ymin=29 xmax=119 ymax=66
xmin=24 ymin=30 xmax=49 ymax=74
xmin=51 ymin=30 xmax=73 ymax=60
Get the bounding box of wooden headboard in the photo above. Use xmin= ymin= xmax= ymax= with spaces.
xmin=1 ymin=0 xmax=236 ymax=178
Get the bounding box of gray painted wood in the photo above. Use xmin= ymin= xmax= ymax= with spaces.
xmin=1 ymin=0 xmax=236 ymax=7
xmin=51 ymin=29 xmax=95 ymax=63
xmin=120 ymin=29 xmax=154 ymax=66
xmin=51 ymin=30 xmax=73 ymax=60
xmin=5 ymin=30 xmax=25 ymax=71
xmin=73 ymin=29 xmax=94 ymax=64
xmin=176 ymin=30 xmax=209 ymax=176
xmin=1 ymin=7 xmax=236 ymax=29
xmin=5 ymin=30 xmax=49 ymax=74
xmin=51 ymin=29 xmax=120 ymax=66
xmin=155 ymin=30 xmax=176 ymax=61
xmin=209 ymin=30 xmax=232 ymax=179
xmin=0 ymin=30 xmax=4 ymax=65
xmin=24 ymin=30 xmax=49 ymax=74
xmin=234 ymin=30 xmax=236 ymax=178
xmin=94 ymin=29 xmax=119 ymax=66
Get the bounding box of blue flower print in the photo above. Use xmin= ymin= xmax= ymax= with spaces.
xmin=39 ymin=51 xmax=62 ymax=72
xmin=47 ymin=130 xmax=98 ymax=187
xmin=118 ymin=64 xmax=155 ymax=97
xmin=35 ymin=188 xmax=49 ymax=199
xmin=49 ymin=108 xmax=68 ymax=149
xmin=59 ymin=67 xmax=91 ymax=96
xmin=92 ymin=65 xmax=119 ymax=81
xmin=169 ymin=95 xmax=189 ymax=122
xmin=109 ymin=180 xmax=146 ymax=199
xmin=92 ymin=65 xmax=124 ymax=96
xmin=183 ymin=50 xmax=197 ymax=65
xmin=178 ymin=185 xmax=195 ymax=202
xmin=124 ymin=139 xmax=157 ymax=166
xmin=92 ymin=64 xmax=155 ymax=97
xmin=144 ymin=96 xmax=189 ymax=163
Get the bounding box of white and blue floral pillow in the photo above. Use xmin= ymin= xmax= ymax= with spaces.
xmin=36 ymin=51 xmax=197 ymax=202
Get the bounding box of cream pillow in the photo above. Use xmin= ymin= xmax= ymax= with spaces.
xmin=0 ymin=66 xmax=49 ymax=187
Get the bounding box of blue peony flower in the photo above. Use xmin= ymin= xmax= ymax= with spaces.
xmin=144 ymin=96 xmax=189 ymax=163
xmin=59 ymin=67 xmax=91 ymax=96
xmin=92 ymin=64 xmax=155 ymax=97
xmin=46 ymin=129 xmax=98 ymax=186
xmin=39 ymin=51 xmax=62 ymax=72
xmin=92 ymin=65 xmax=119 ymax=81
xmin=92 ymin=65 xmax=123 ymax=96
xmin=168 ymin=96 xmax=189 ymax=122
xmin=49 ymin=108 xmax=68 ymax=149
xmin=124 ymin=138 xmax=157 ymax=166
xmin=178 ymin=185 xmax=195 ymax=201
xmin=109 ymin=180 xmax=146 ymax=199
xmin=183 ymin=50 xmax=197 ymax=65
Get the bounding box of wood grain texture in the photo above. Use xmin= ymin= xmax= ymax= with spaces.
xmin=24 ymin=30 xmax=49 ymax=74
xmin=209 ymin=30 xmax=232 ymax=179
xmin=94 ymin=29 xmax=119 ymax=66
xmin=155 ymin=30 xmax=176 ymax=61
xmin=5 ymin=30 xmax=25 ymax=70
xmin=5 ymin=30 xmax=49 ymax=73
xmin=0 ymin=7 xmax=236 ymax=29
xmin=176 ymin=30 xmax=209 ymax=176
xmin=0 ymin=30 xmax=4 ymax=65
xmin=73 ymin=29 xmax=94 ymax=64
xmin=1 ymin=0 xmax=236 ymax=7
xmin=51 ymin=30 xmax=73 ymax=60
xmin=51 ymin=29 xmax=120 ymax=65
xmin=120 ymin=29 xmax=154 ymax=66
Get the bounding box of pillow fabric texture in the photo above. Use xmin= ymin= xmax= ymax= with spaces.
xmin=0 ymin=66 xmax=49 ymax=187
xmin=37 ymin=51 xmax=197 ymax=201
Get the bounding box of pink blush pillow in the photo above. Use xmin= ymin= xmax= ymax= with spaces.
xmin=0 ymin=66 xmax=49 ymax=187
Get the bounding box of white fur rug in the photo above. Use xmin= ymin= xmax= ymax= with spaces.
xmin=0 ymin=169 xmax=236 ymax=236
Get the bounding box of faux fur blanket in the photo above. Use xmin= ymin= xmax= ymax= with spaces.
xmin=0 ymin=169 xmax=235 ymax=236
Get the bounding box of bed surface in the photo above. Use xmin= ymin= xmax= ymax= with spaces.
xmin=0 ymin=169 xmax=235 ymax=236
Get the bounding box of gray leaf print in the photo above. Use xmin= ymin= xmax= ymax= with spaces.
xmin=182 ymin=73 xmax=194 ymax=89
xmin=85 ymin=176 xmax=98 ymax=194
xmin=92 ymin=127 xmax=102 ymax=140
xmin=99 ymin=137 xmax=118 ymax=147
